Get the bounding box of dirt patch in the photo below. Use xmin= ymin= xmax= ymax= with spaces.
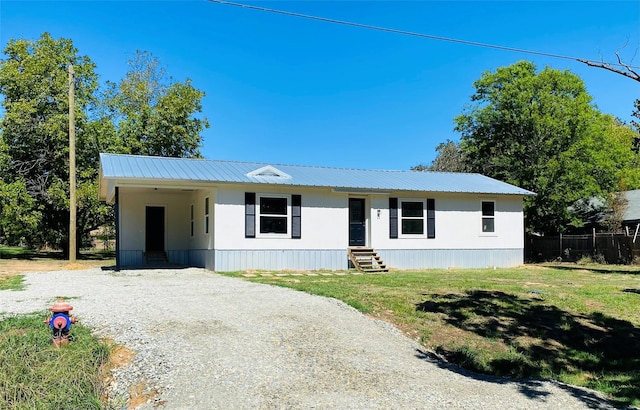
xmin=0 ymin=259 xmax=113 ymax=278
xmin=127 ymin=382 xmax=162 ymax=409
xmin=99 ymin=342 xmax=163 ymax=409
xmin=100 ymin=343 xmax=166 ymax=409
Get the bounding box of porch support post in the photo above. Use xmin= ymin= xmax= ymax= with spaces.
xmin=115 ymin=187 xmax=120 ymax=271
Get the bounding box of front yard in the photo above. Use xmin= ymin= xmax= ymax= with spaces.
xmin=1 ymin=247 xmax=638 ymax=407
xmin=223 ymin=265 xmax=640 ymax=407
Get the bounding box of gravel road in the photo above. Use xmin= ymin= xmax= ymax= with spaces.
xmin=0 ymin=268 xmax=622 ymax=409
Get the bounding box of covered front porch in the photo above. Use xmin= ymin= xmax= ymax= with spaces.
xmin=112 ymin=186 xmax=215 ymax=269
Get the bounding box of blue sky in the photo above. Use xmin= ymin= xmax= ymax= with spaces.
xmin=1 ymin=1 xmax=639 ymax=170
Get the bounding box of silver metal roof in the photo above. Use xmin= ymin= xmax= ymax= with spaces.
xmin=99 ymin=153 xmax=534 ymax=197
xmin=623 ymin=190 xmax=640 ymax=223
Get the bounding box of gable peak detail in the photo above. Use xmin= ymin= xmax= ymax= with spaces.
xmin=247 ymin=165 xmax=291 ymax=179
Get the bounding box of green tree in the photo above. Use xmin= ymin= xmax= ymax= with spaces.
xmin=104 ymin=50 xmax=208 ymax=158
xmin=413 ymin=140 xmax=468 ymax=172
xmin=0 ymin=33 xmax=101 ymax=249
xmin=0 ymin=180 xmax=41 ymax=246
xmin=0 ymin=35 xmax=210 ymax=251
xmin=455 ymin=61 xmax=640 ymax=234
xmin=632 ymin=99 xmax=640 ymax=151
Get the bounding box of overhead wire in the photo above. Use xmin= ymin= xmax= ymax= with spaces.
xmin=207 ymin=0 xmax=639 ymax=70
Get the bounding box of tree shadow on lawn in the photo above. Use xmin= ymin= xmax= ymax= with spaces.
xmin=0 ymin=249 xmax=115 ymax=261
xmin=414 ymin=349 xmax=615 ymax=408
xmin=415 ymin=290 xmax=640 ymax=408
xmin=544 ymin=264 xmax=640 ymax=276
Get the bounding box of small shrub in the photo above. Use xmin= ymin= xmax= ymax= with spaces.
xmin=577 ymin=255 xmax=593 ymax=265
xmin=437 ymin=345 xmax=490 ymax=374
xmin=593 ymin=253 xmax=607 ymax=264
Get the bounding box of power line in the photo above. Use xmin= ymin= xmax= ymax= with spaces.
xmin=207 ymin=0 xmax=639 ymax=70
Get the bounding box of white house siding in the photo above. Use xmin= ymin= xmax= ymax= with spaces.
xmin=212 ymin=186 xmax=350 ymax=270
xmin=370 ymin=193 xmax=524 ymax=249
xmin=211 ymin=187 xmax=524 ymax=271
xmin=214 ymin=186 xmax=349 ymax=250
xmin=369 ymin=193 xmax=524 ymax=268
xmin=116 ymin=185 xmax=524 ymax=270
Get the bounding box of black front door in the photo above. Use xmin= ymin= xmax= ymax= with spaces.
xmin=349 ymin=198 xmax=366 ymax=246
xmin=145 ymin=206 xmax=165 ymax=252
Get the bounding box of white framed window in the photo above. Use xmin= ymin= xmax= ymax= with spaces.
xmin=190 ymin=204 xmax=194 ymax=237
xmin=204 ymin=197 xmax=210 ymax=235
xmin=399 ymin=199 xmax=426 ymax=238
xmin=257 ymin=194 xmax=291 ymax=238
xmin=481 ymin=200 xmax=495 ymax=233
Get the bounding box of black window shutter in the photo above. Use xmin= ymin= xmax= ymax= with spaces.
xmin=389 ymin=198 xmax=398 ymax=239
xmin=245 ymin=192 xmax=256 ymax=238
xmin=427 ymin=198 xmax=435 ymax=239
xmin=292 ymin=195 xmax=301 ymax=239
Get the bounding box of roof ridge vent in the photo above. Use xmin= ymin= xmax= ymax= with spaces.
xmin=247 ymin=165 xmax=291 ymax=179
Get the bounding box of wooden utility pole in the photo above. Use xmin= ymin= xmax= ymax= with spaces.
xmin=69 ymin=64 xmax=76 ymax=263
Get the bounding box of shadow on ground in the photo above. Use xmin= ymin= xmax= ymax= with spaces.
xmin=415 ymin=349 xmax=616 ymax=408
xmin=543 ymin=264 xmax=640 ymax=275
xmin=0 ymin=250 xmax=115 ymax=261
xmin=415 ymin=290 xmax=639 ymax=408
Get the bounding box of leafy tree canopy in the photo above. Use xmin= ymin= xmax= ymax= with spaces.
xmin=450 ymin=60 xmax=640 ymax=234
xmin=103 ymin=50 xmax=208 ymax=158
xmin=412 ymin=140 xmax=468 ymax=172
xmin=0 ymin=34 xmax=209 ymax=249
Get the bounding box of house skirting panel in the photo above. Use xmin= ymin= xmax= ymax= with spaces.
xmin=118 ymin=249 xmax=214 ymax=269
xmin=167 ymin=250 xmax=189 ymax=265
xmin=186 ymin=249 xmax=215 ymax=270
xmin=378 ymin=248 xmax=523 ymax=269
xmin=118 ymin=248 xmax=522 ymax=270
xmin=120 ymin=250 xmax=144 ymax=267
xmin=213 ymin=249 xmax=346 ymax=272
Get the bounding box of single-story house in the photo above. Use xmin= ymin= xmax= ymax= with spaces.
xmin=98 ymin=153 xmax=534 ymax=271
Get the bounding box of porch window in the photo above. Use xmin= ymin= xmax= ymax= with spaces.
xmin=190 ymin=204 xmax=194 ymax=237
xmin=204 ymin=197 xmax=210 ymax=235
xmin=482 ymin=201 xmax=495 ymax=233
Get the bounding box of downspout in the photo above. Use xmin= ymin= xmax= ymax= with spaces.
xmin=115 ymin=187 xmax=120 ymax=271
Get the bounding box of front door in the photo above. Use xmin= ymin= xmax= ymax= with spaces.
xmin=145 ymin=206 xmax=165 ymax=253
xmin=349 ymin=198 xmax=366 ymax=246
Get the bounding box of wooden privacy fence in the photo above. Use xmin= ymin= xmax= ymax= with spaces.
xmin=525 ymin=233 xmax=640 ymax=264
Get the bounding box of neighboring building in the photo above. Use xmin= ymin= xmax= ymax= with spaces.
xmin=98 ymin=153 xmax=533 ymax=271
xmin=571 ymin=190 xmax=640 ymax=234
xmin=622 ymin=190 xmax=640 ymax=230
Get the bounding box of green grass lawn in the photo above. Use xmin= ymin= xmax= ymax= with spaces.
xmin=0 ymin=275 xmax=24 ymax=291
xmin=0 ymin=314 xmax=112 ymax=409
xmin=0 ymin=246 xmax=117 ymax=409
xmin=0 ymin=245 xmax=115 ymax=261
xmin=222 ymin=265 xmax=640 ymax=407
xmin=0 ymin=246 xmax=39 ymax=259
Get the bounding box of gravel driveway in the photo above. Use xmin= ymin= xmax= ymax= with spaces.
xmin=0 ymin=268 xmax=621 ymax=409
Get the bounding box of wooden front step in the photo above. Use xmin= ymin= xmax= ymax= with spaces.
xmin=145 ymin=251 xmax=168 ymax=266
xmin=348 ymin=247 xmax=389 ymax=273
